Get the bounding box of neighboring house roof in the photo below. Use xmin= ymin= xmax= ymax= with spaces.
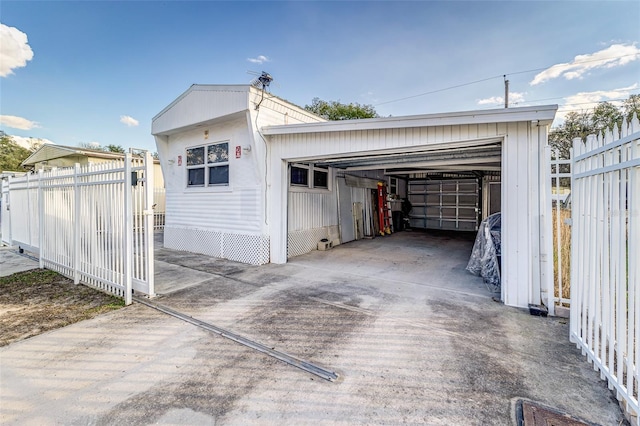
xmin=21 ymin=144 xmax=127 ymax=167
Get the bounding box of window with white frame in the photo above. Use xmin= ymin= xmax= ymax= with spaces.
xmin=290 ymin=163 xmax=329 ymax=189
xmin=186 ymin=142 xmax=229 ymax=187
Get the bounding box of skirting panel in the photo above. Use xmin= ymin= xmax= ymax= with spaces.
xmin=288 ymin=227 xmax=331 ymax=259
xmin=165 ymin=227 xmax=269 ymax=265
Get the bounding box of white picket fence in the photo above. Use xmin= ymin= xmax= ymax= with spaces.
xmin=1 ymin=153 xmax=155 ymax=305
xmin=570 ymin=115 xmax=639 ymax=424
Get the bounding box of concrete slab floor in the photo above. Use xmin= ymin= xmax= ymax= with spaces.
xmin=0 ymin=231 xmax=627 ymax=425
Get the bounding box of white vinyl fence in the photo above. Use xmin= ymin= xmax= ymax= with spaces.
xmin=153 ymin=187 xmax=166 ymax=230
xmin=1 ymin=153 xmax=155 ymax=305
xmin=570 ymin=115 xmax=639 ymax=424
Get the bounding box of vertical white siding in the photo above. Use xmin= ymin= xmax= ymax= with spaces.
xmin=288 ymin=191 xmax=338 ymax=231
xmin=500 ymin=121 xmax=546 ymax=309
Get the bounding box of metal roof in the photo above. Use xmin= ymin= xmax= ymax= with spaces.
xmin=21 ymin=144 xmax=127 ymax=166
xmin=262 ymin=105 xmax=557 ymax=135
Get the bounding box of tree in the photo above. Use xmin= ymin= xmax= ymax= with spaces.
xmin=304 ymin=98 xmax=379 ymax=121
xmin=549 ymin=95 xmax=640 ymax=159
xmin=0 ymin=136 xmax=31 ymax=171
xmin=623 ymin=94 xmax=640 ymax=123
xmin=549 ymin=111 xmax=592 ymax=159
xmin=104 ymin=144 xmax=125 ymax=153
xmin=78 ymin=142 xmax=126 ymax=153
xmin=591 ymin=102 xmax=622 ymax=134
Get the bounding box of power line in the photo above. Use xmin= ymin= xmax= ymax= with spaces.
xmin=374 ymin=75 xmax=503 ymax=106
xmin=505 ymin=53 xmax=639 ymax=77
xmin=374 ymin=53 xmax=639 ymax=107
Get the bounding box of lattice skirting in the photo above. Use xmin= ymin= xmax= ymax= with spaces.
xmin=164 ymin=227 xmax=270 ymax=265
xmin=288 ymin=226 xmax=337 ymax=258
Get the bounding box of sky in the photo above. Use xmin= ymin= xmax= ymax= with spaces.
xmin=1 ymin=1 xmax=639 ymax=153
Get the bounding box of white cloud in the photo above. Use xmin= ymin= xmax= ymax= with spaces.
xmin=477 ymin=92 xmax=526 ymax=106
xmin=530 ymin=43 xmax=640 ymax=86
xmin=0 ymin=24 xmax=34 ymax=77
xmin=0 ymin=114 xmax=40 ymax=130
xmin=247 ymin=55 xmax=269 ymax=64
xmin=120 ymin=115 xmax=139 ymax=127
xmin=555 ymin=83 xmax=639 ymax=122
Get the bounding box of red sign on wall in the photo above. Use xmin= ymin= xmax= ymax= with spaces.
xmin=235 ymin=146 xmax=242 ymax=159
xmin=177 ymin=155 xmax=182 ymax=166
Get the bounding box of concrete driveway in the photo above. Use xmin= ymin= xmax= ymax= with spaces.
xmin=1 ymin=231 xmax=626 ymax=425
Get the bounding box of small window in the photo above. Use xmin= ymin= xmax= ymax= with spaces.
xmin=313 ymin=167 xmax=328 ymax=189
xmin=291 ymin=166 xmax=309 ymax=186
xmin=290 ymin=163 xmax=330 ymax=190
xmin=187 ymin=141 xmax=229 ymax=187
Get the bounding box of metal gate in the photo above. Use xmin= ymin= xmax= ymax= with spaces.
xmin=2 ymin=153 xmax=155 ymax=305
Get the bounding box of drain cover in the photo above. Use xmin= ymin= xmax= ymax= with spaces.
xmin=515 ymin=400 xmax=597 ymax=426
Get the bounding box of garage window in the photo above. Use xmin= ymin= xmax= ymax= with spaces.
xmin=290 ymin=163 xmax=329 ymax=190
xmin=313 ymin=167 xmax=328 ymax=189
xmin=291 ymin=165 xmax=309 ymax=186
xmin=187 ymin=142 xmax=229 ymax=187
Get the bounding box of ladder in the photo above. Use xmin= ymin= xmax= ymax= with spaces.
xmin=377 ymin=182 xmax=392 ymax=235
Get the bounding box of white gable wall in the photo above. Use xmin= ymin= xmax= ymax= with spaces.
xmin=153 ymin=86 xmax=249 ymax=135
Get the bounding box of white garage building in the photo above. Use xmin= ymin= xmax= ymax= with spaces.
xmin=152 ymin=84 xmax=557 ymax=309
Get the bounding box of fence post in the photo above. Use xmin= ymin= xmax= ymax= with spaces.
xmin=38 ymin=169 xmax=44 ymax=269
xmin=73 ymin=163 xmax=81 ymax=284
xmin=144 ymin=151 xmax=155 ymax=297
xmin=123 ymin=154 xmax=133 ymax=305
xmin=543 ymin=145 xmax=555 ymax=316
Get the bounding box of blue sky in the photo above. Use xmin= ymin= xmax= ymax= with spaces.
xmin=1 ymin=1 xmax=639 ymax=153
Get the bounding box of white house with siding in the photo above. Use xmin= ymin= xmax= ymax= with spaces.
xmin=152 ymin=84 xmax=557 ymax=310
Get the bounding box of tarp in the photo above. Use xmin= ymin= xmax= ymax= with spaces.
xmin=466 ymin=212 xmax=501 ymax=292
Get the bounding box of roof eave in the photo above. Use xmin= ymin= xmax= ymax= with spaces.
xmin=262 ymin=105 xmax=558 ymax=136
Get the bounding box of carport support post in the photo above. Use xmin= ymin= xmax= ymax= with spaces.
xmin=269 ymin=156 xmax=289 ymax=264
